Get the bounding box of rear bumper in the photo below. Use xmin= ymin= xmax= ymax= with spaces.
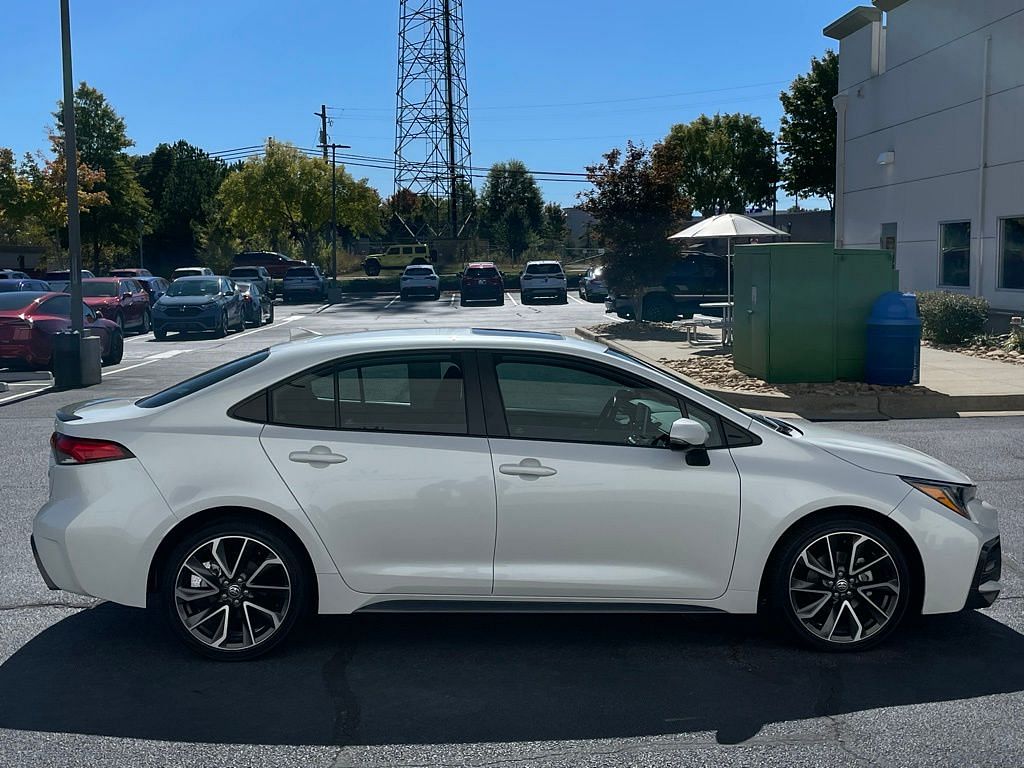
xmin=460 ymin=287 xmax=503 ymax=301
xmin=966 ymin=536 xmax=1002 ymax=609
xmin=31 ymin=535 xmax=59 ymax=590
xmin=401 ymin=284 xmax=440 ymax=296
xmin=522 ymin=286 xmax=566 ymax=298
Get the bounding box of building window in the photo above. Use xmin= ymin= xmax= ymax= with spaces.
xmin=939 ymin=221 xmax=971 ymax=287
xmin=1000 ymin=216 xmax=1024 ymax=290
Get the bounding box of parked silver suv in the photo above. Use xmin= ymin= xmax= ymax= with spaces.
xmin=520 ymin=260 xmax=567 ymax=304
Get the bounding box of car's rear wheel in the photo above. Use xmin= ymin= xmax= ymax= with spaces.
xmin=161 ymin=521 xmax=309 ymax=661
xmin=770 ymin=518 xmax=912 ymax=652
xmin=267 ymin=303 xmax=275 ymax=324
xmin=214 ymin=310 xmax=227 ymax=338
xmin=154 ymin=328 xmax=167 ymax=341
xmin=101 ymin=330 xmax=124 ymax=365
xmin=234 ymin=309 xmax=246 ymax=332
xmin=140 ymin=310 xmax=151 ymax=334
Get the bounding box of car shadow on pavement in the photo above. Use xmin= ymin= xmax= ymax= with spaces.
xmin=1 ymin=604 xmax=1022 ymax=747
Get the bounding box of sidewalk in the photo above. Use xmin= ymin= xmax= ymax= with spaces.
xmin=575 ymin=326 xmax=1024 ymax=420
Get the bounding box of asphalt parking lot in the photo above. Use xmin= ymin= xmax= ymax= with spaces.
xmin=0 ymin=292 xmax=1021 ymax=767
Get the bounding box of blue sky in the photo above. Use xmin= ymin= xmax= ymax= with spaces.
xmin=3 ymin=0 xmax=853 ymax=208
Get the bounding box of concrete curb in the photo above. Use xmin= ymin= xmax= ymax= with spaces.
xmin=574 ymin=327 xmax=1024 ymax=420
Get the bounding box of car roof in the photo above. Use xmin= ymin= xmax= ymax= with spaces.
xmin=174 ymin=275 xmax=223 ymax=280
xmin=82 ymin=277 xmax=121 ymax=283
xmin=466 ymin=262 xmax=496 ymax=268
xmin=525 ymin=260 xmax=562 ymax=265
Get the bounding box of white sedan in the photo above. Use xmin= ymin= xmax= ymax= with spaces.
xmin=33 ymin=329 xmax=1001 ymax=660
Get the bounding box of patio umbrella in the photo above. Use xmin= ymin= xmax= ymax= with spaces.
xmin=668 ymin=213 xmax=790 ymax=311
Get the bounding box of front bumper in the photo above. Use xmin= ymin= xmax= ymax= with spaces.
xmin=966 ymin=536 xmax=1002 ymax=608
xmin=153 ymin=315 xmax=218 ymax=333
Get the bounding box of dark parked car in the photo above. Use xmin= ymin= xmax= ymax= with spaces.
xmin=152 ymin=276 xmax=245 ymax=339
xmin=281 ymin=265 xmax=326 ymax=302
xmin=136 ymin=276 xmax=170 ymax=304
xmin=0 ymin=291 xmax=123 ymax=369
xmin=80 ymin=277 xmax=152 ymax=334
xmin=0 ymin=279 xmax=51 ymax=293
xmin=605 ymin=251 xmax=728 ymax=321
xmin=459 ymin=262 xmax=504 ymax=306
xmin=233 ymin=251 xmax=308 ymax=280
xmin=229 ymin=266 xmax=275 ymax=298
xmin=109 ymin=268 xmax=152 ymax=278
xmin=578 ymin=265 xmax=608 ymax=302
xmin=235 ymin=281 xmax=275 ymax=327
xmin=45 ymin=269 xmax=95 ymax=282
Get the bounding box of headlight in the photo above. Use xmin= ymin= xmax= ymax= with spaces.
xmin=902 ymin=477 xmax=975 ymax=519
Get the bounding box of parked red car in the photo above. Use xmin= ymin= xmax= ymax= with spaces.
xmin=0 ymin=292 xmax=124 ymax=370
xmin=81 ymin=277 xmax=152 ymax=333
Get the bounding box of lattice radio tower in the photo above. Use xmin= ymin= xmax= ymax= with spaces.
xmin=394 ymin=0 xmax=472 ymax=240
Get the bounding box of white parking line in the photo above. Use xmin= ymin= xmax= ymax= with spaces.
xmin=505 ymin=292 xmax=518 ymax=306
xmin=568 ymin=294 xmax=587 ymax=305
xmin=105 ymin=360 xmax=157 ymax=376
xmin=146 ymin=349 xmax=191 ymax=360
xmin=384 ymin=295 xmax=401 ymax=310
xmin=228 ymin=315 xmax=300 ymax=340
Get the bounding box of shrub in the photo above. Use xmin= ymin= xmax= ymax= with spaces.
xmin=917 ymin=291 xmax=989 ymax=344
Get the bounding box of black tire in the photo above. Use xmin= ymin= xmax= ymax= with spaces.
xmin=140 ymin=310 xmax=151 ymax=334
xmin=459 ymin=297 xmax=467 ymax=307
xmin=160 ymin=518 xmax=310 ymax=661
xmin=154 ymin=328 xmax=167 ymax=341
xmin=267 ymin=303 xmax=275 ymax=324
xmin=496 ymin=295 xmax=505 ymax=306
xmin=559 ymin=290 xmax=568 ymax=304
xmin=399 ymin=290 xmax=409 ymax=302
xmin=579 ymin=285 xmax=586 ymax=300
xmin=364 ymin=259 xmax=381 ymax=277
xmin=521 ymin=293 xmax=531 ymax=305
xmin=234 ymin=308 xmax=246 ymax=332
xmin=101 ymin=330 xmax=124 ymax=365
xmin=214 ymin=310 xmax=227 ymax=338
xmin=768 ymin=517 xmax=913 ymax=652
xmin=641 ymin=294 xmax=675 ymax=322
xmin=115 ymin=312 xmax=125 ymax=333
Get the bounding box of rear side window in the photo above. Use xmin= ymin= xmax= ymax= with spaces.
xmin=286 ymin=267 xmax=317 ymax=277
xmin=136 ymin=350 xmax=270 ymax=408
xmin=267 ymin=354 xmax=467 ymax=435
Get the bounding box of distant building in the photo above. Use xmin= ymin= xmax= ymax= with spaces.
xmin=0 ymin=245 xmax=46 ymax=273
xmin=826 ymin=0 xmax=1024 ymax=312
xmin=748 ymin=210 xmax=834 ymax=243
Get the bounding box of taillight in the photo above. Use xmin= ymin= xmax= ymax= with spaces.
xmin=50 ymin=433 xmax=134 ymax=465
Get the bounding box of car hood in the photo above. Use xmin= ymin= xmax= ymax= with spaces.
xmin=82 ymin=296 xmax=118 ymax=306
xmin=792 ymin=421 xmax=972 ymax=484
xmin=156 ymin=295 xmax=220 ymax=307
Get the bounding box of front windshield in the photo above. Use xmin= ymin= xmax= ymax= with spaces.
xmin=81 ymin=282 xmax=118 ymax=297
xmin=166 ymin=279 xmax=220 ymax=297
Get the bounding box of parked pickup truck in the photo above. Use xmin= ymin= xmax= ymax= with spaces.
xmin=605 ymin=251 xmax=729 ymax=321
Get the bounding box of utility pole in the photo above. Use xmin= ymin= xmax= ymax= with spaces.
xmin=327 ymin=143 xmax=351 ymax=281
xmin=771 ymin=140 xmax=780 ymax=228
xmin=315 ymin=104 xmax=328 ymax=160
xmin=442 ymin=0 xmax=458 ymax=238
xmin=60 ymin=0 xmax=83 ymax=336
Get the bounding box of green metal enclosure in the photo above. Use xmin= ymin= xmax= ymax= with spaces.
xmin=732 ymin=243 xmax=898 ymax=383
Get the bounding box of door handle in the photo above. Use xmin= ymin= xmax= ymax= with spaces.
xmin=499 ymin=458 xmax=556 ymax=479
xmin=288 ymin=445 xmax=348 ymax=468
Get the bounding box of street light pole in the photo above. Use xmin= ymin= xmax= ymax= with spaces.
xmin=60 ymin=0 xmax=83 ymax=336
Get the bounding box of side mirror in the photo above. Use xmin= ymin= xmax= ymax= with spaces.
xmin=669 ymin=417 xmax=710 ymax=450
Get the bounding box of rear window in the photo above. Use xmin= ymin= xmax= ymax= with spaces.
xmin=465 ymin=267 xmax=499 ymax=278
xmin=286 ymin=267 xmax=317 ymax=277
xmin=0 ymin=294 xmax=39 ymax=310
xmin=231 ymin=268 xmax=259 ymax=276
xmin=526 ymin=264 xmax=563 ymax=275
xmin=81 ymin=282 xmax=118 ymax=297
xmin=404 ymin=267 xmax=433 ymax=276
xmin=136 ymin=349 xmax=270 ymax=408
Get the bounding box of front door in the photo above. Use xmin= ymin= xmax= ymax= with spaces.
xmin=483 ymin=354 xmax=741 ymax=600
xmin=259 ymin=351 xmax=497 ymax=595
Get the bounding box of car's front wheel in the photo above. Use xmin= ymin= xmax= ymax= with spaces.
xmin=770 ymin=518 xmax=912 ymax=652
xmin=161 ymin=520 xmax=309 ymax=661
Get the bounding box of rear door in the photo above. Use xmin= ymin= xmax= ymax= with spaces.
xmin=259 ymin=350 xmax=498 ymax=595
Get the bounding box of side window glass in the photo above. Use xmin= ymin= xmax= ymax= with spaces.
xmin=682 ymin=400 xmax=726 ymax=449
xmin=40 ymin=295 xmax=71 ymax=316
xmin=270 ymin=368 xmax=336 ymax=428
xmin=494 ymin=359 xmax=681 ymax=447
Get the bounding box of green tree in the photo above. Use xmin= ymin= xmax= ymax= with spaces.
xmin=217 ymin=140 xmax=381 ymax=267
xmin=662 ymin=113 xmax=775 ymax=216
xmin=0 ymin=148 xmax=23 ymax=242
xmin=135 ymin=140 xmax=229 ymax=272
xmin=779 ymin=50 xmax=839 ymax=209
xmin=479 ymin=160 xmax=543 ymax=260
xmin=541 ymin=201 xmax=568 ymax=244
xmin=53 ymin=82 xmax=150 ymax=272
xmin=579 ymin=141 xmax=691 ymax=315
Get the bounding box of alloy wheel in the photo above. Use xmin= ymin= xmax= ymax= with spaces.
xmin=173 ymin=535 xmax=292 ymax=652
xmin=788 ymin=531 xmax=901 ymax=645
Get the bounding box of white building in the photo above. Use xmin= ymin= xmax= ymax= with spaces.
xmin=826 ymin=0 xmax=1024 ymax=313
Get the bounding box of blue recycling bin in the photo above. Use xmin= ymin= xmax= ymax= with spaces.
xmin=865 ymin=292 xmax=921 ymax=386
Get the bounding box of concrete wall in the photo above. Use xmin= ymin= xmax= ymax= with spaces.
xmin=832 ymin=0 xmax=1024 ymax=311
